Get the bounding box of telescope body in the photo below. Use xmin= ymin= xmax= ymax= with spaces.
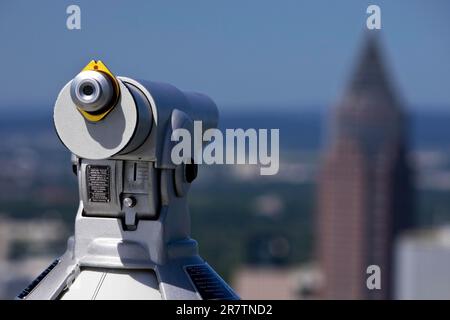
xmin=18 ymin=62 xmax=238 ymax=300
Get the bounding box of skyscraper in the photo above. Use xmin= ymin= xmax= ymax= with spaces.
xmin=317 ymin=35 xmax=414 ymax=299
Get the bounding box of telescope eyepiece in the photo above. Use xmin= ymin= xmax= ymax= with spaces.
xmin=70 ymin=70 xmax=114 ymax=113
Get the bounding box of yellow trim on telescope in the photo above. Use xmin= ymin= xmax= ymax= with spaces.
xmin=77 ymin=60 xmax=120 ymax=122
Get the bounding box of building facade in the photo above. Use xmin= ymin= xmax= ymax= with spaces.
xmin=395 ymin=227 xmax=450 ymax=300
xmin=317 ymin=36 xmax=414 ymax=299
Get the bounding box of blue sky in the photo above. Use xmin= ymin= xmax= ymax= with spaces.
xmin=0 ymin=0 xmax=449 ymax=112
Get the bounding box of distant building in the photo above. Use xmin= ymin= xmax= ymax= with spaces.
xmin=0 ymin=216 xmax=67 ymax=299
xmin=316 ymin=35 xmax=414 ymax=299
xmin=395 ymin=227 xmax=450 ymax=299
xmin=232 ymin=264 xmax=321 ymax=300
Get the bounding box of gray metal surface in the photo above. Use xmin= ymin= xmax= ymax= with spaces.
xmin=20 ymin=72 xmax=238 ymax=300
xmin=70 ymin=70 xmax=114 ymax=113
xmin=60 ymin=268 xmax=161 ymax=300
xmin=54 ymin=79 xmax=139 ymax=160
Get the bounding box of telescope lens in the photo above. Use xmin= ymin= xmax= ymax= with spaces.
xmin=77 ymin=80 xmax=100 ymax=103
xmin=70 ymin=70 xmax=114 ymax=114
xmin=82 ymin=84 xmax=95 ymax=96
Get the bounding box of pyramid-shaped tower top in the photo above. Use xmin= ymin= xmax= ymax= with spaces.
xmin=334 ymin=34 xmax=406 ymax=153
xmin=348 ymin=34 xmax=395 ymax=99
xmin=337 ymin=33 xmax=404 ymax=117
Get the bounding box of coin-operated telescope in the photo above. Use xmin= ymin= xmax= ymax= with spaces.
xmin=18 ymin=61 xmax=239 ymax=300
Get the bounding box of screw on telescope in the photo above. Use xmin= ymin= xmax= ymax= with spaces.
xmin=124 ymin=197 xmax=136 ymax=208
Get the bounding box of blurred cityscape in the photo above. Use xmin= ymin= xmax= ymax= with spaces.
xmin=1 ymin=34 xmax=450 ymax=299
